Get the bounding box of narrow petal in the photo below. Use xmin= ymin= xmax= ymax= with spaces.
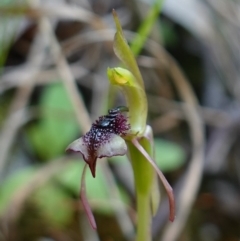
xmin=131 ymin=138 xmax=175 ymax=222
xmin=80 ymin=164 xmax=97 ymax=229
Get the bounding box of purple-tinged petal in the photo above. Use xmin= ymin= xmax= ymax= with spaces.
xmin=66 ymin=134 xmax=127 ymax=177
xmin=80 ymin=164 xmax=97 ymax=229
xmin=131 ymin=138 xmax=175 ymax=222
xmin=97 ymin=134 xmax=127 ymax=158
xmin=66 ymin=138 xmax=98 ymax=177
xmin=66 ymin=138 xmax=88 ymax=159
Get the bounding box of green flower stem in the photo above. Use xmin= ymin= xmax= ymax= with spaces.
xmin=108 ymin=66 xmax=155 ymax=240
xmin=136 ymin=193 xmax=151 ymax=241
xmin=109 ymin=10 xmax=165 ymax=241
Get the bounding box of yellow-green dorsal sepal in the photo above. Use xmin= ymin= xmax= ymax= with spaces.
xmin=107 ymin=67 xmax=147 ymax=138
xmin=112 ymin=9 xmax=144 ymax=89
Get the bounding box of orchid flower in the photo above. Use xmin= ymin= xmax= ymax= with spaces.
xmin=66 ymin=106 xmax=130 ymax=229
xmin=66 ymin=106 xmax=130 ymax=178
xmin=66 ymin=10 xmax=175 ymax=241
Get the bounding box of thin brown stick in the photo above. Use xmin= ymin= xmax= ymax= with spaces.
xmin=0 ymin=20 xmax=49 ymax=177
xmin=0 ymin=63 xmax=90 ymax=93
xmin=148 ymin=96 xmax=230 ymax=129
xmin=40 ymin=17 xmax=91 ymax=132
xmin=151 ymin=45 xmax=205 ymax=241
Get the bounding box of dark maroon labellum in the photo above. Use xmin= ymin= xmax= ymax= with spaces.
xmin=66 ymin=106 xmax=130 ymax=177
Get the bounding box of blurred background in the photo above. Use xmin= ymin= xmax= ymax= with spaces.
xmin=0 ymin=0 xmax=240 ymax=240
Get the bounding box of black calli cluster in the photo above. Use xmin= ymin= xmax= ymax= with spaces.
xmin=66 ymin=106 xmax=130 ymax=177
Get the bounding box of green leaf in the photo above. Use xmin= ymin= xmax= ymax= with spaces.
xmin=0 ymin=166 xmax=73 ymax=227
xmin=57 ymin=160 xmax=129 ymax=215
xmin=0 ymin=167 xmax=36 ymax=215
xmin=28 ymin=83 xmax=79 ymax=160
xmin=0 ymin=161 xmax=130 ymax=226
xmin=34 ymin=183 xmax=72 ymax=227
xmin=154 ymin=138 xmax=186 ymax=172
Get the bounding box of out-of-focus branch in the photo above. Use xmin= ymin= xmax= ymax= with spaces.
xmin=0 ymin=20 xmax=49 ymax=178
